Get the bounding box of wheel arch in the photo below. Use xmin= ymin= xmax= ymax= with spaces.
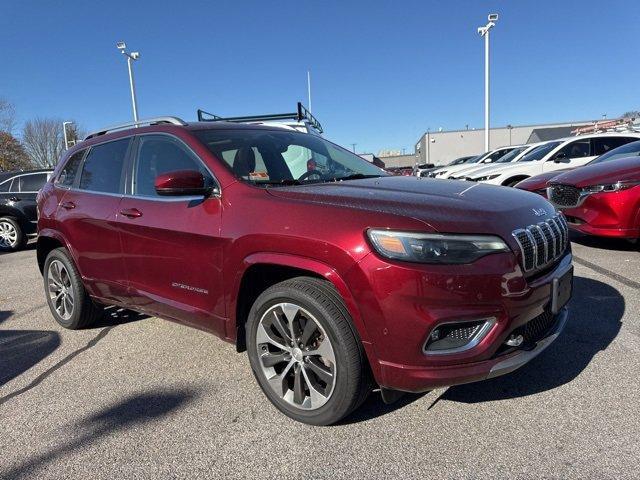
xmin=502 ymin=175 xmax=530 ymax=187
xmin=36 ymin=230 xmax=69 ymax=274
xmin=230 ymin=253 xmax=370 ymax=353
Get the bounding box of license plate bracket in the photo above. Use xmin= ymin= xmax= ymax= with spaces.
xmin=551 ymin=266 xmax=573 ymax=314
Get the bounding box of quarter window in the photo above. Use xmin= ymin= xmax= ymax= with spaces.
xmin=57 ymin=150 xmax=85 ymax=187
xmin=133 ymin=135 xmax=210 ymax=197
xmin=0 ymin=179 xmax=11 ymax=192
xmin=19 ymin=173 xmax=48 ymax=192
xmin=79 ymin=139 xmax=131 ymax=193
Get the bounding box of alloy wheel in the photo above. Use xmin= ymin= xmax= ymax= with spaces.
xmin=256 ymin=303 xmax=336 ymax=410
xmin=47 ymin=259 xmax=75 ymax=321
xmin=0 ymin=220 xmax=18 ymax=248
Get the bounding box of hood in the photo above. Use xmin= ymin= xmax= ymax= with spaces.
xmin=551 ymin=157 xmax=640 ymax=188
xmin=516 ymin=169 xmax=573 ymax=191
xmin=266 ymin=176 xmax=556 ymax=238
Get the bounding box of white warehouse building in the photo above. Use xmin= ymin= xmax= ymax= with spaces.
xmin=412 ymin=120 xmax=597 ymax=167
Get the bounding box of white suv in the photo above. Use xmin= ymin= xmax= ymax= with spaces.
xmin=428 ymin=146 xmax=518 ymax=179
xmin=465 ymin=133 xmax=640 ymax=186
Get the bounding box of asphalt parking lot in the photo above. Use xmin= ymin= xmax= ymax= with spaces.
xmin=1 ymin=235 xmax=639 ymax=479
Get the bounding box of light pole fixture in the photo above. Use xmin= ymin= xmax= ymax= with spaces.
xmin=477 ymin=14 xmax=498 ymax=152
xmin=116 ymin=41 xmax=141 ymax=122
xmin=62 ymin=121 xmax=73 ymax=150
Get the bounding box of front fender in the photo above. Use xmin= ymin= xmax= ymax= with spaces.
xmin=230 ymin=251 xmax=371 ymax=343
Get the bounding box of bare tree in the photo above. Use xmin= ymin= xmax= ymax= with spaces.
xmin=0 ymin=98 xmax=17 ymax=133
xmin=21 ymin=117 xmax=67 ymax=168
xmin=0 ymin=131 xmax=33 ymax=171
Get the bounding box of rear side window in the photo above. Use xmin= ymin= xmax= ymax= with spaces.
xmin=79 ymin=139 xmax=131 ymax=193
xmin=592 ymin=137 xmax=636 ymax=156
xmin=0 ymin=179 xmax=11 ymax=192
xmin=57 ymin=150 xmax=85 ymax=187
xmin=19 ymin=173 xmax=48 ymax=192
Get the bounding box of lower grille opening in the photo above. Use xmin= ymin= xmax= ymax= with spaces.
xmin=495 ymin=309 xmax=558 ymax=356
xmin=424 ymin=318 xmax=495 ymax=354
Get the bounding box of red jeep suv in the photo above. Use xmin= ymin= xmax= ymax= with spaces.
xmin=37 ymin=117 xmax=573 ymax=425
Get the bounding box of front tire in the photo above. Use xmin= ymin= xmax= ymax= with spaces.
xmin=0 ymin=217 xmax=27 ymax=251
xmin=43 ymin=248 xmax=103 ymax=329
xmin=247 ymin=277 xmax=370 ymax=425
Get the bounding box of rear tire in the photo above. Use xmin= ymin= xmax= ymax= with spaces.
xmin=43 ymin=248 xmax=103 ymax=329
xmin=246 ymin=277 xmax=370 ymax=425
xmin=0 ymin=217 xmax=27 ymax=252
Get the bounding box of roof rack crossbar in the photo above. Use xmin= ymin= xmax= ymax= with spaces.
xmin=84 ymin=116 xmax=187 ymax=140
xmin=196 ymin=102 xmax=323 ymax=134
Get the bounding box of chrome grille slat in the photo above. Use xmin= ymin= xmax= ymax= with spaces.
xmin=512 ymin=214 xmax=568 ymax=272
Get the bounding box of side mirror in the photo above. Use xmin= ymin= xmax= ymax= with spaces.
xmin=154 ymin=170 xmax=214 ymax=196
xmin=552 ymin=152 xmax=568 ymax=163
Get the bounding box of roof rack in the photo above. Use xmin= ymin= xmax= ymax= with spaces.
xmin=84 ymin=116 xmax=187 ymax=140
xmin=571 ymin=117 xmax=639 ymax=136
xmin=196 ymin=102 xmax=323 ymax=134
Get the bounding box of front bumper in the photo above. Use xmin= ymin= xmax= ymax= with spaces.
xmin=347 ymin=248 xmax=573 ymax=392
xmin=378 ymin=308 xmax=567 ymax=392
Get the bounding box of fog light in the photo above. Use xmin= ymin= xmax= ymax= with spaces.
xmin=424 ymin=318 xmax=496 ymax=355
xmin=505 ymin=334 xmax=524 ymax=347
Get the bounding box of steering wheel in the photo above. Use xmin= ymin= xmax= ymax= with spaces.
xmin=298 ymin=169 xmax=323 ymax=181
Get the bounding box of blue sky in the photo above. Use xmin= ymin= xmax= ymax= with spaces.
xmin=2 ymin=0 xmax=639 ymax=154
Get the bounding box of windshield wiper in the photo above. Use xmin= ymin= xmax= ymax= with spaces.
xmin=328 ymin=173 xmax=384 ymax=182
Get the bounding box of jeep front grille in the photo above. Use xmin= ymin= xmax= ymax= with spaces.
xmin=548 ymin=184 xmax=581 ymax=208
xmin=512 ymin=214 xmax=568 ymax=272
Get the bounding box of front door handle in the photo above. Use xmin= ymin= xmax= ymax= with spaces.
xmin=9 ymin=196 xmax=21 ymax=202
xmin=60 ymin=201 xmax=75 ymax=210
xmin=120 ymin=208 xmax=143 ymax=218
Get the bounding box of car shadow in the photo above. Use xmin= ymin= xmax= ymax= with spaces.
xmin=0 ymin=309 xmax=62 ymax=388
xmin=340 ymin=391 xmax=427 ymax=425
xmin=0 ymin=389 xmax=197 ymax=480
xmin=434 ymin=276 xmax=623 ymax=404
xmin=91 ymin=306 xmax=149 ymax=328
xmin=570 ymin=231 xmax=639 ymax=252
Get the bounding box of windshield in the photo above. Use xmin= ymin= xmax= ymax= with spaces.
xmin=590 ymin=140 xmax=640 ymax=164
xmin=519 ymin=141 xmax=561 ymax=162
xmin=462 ymin=155 xmax=482 ymax=164
xmin=194 ymin=129 xmax=387 ymax=185
xmin=495 ymin=147 xmax=526 ymax=163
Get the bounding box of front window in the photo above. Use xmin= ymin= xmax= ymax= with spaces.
xmin=590 ymin=139 xmax=640 ymax=163
xmin=519 ymin=141 xmax=561 ymax=162
xmin=194 ymin=129 xmax=386 ymax=185
xmin=495 ymin=147 xmax=526 ymax=163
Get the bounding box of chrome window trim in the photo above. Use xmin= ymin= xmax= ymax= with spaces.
xmin=59 ymin=187 xmax=213 ymax=203
xmin=423 ymin=317 xmax=497 ymax=356
xmin=129 ymin=132 xmax=221 ymax=199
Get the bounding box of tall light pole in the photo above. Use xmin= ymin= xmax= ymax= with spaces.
xmin=351 ymin=143 xmax=357 ymax=153
xmin=477 ymin=14 xmax=498 ymax=152
xmin=307 ymin=70 xmax=312 ymax=112
xmin=62 ymin=121 xmax=73 ymax=150
xmin=116 ymin=41 xmax=140 ymax=122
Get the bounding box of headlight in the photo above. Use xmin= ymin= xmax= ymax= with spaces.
xmin=475 ymin=174 xmax=501 ymax=182
xmin=582 ymin=181 xmax=640 ymax=194
xmin=367 ymin=229 xmax=509 ymax=264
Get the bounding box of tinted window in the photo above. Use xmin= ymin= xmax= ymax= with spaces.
xmin=496 ymin=147 xmax=526 ymax=163
xmin=9 ymin=178 xmax=19 ymax=193
xmin=554 ymin=139 xmax=591 ymax=159
xmin=79 ymin=139 xmax=130 ymax=193
xmin=134 ymin=135 xmax=210 ymax=197
xmin=590 ymin=140 xmax=640 ymax=164
xmin=485 ymin=148 xmax=514 ymax=162
xmin=592 ymin=137 xmax=636 ymax=156
xmin=0 ymin=179 xmax=11 ymax=192
xmin=19 ymin=173 xmax=48 ymax=192
xmin=520 ymin=142 xmax=561 ymax=162
xmin=57 ymin=150 xmax=85 ymax=187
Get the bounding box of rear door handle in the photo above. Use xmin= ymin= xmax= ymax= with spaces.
xmin=60 ymin=201 xmax=75 ymax=210
xmin=120 ymin=208 xmax=143 ymax=218
xmin=9 ymin=196 xmax=21 ymax=202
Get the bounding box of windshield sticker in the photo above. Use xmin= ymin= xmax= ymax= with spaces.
xmin=249 ymin=171 xmax=269 ymax=181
